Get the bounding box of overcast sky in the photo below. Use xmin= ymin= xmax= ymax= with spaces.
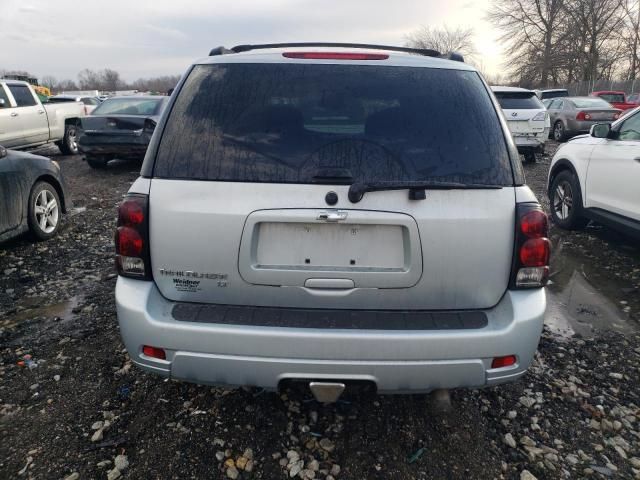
xmin=2 ymin=0 xmax=504 ymax=82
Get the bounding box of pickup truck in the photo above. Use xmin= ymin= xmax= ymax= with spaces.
xmin=0 ymin=80 xmax=84 ymax=154
xmin=590 ymin=90 xmax=637 ymax=112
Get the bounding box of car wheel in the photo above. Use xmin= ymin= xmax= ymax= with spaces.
xmin=59 ymin=124 xmax=79 ymax=155
xmin=523 ymin=152 xmax=537 ymax=163
xmin=553 ymin=121 xmax=567 ymax=142
xmin=28 ymin=181 xmax=62 ymax=240
xmin=549 ymin=171 xmax=588 ymax=230
xmin=86 ymin=155 xmax=109 ymax=169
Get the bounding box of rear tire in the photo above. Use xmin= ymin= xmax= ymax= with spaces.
xmin=523 ymin=152 xmax=537 ymax=163
xmin=86 ymin=155 xmax=108 ymax=169
xmin=28 ymin=181 xmax=62 ymax=240
xmin=553 ymin=121 xmax=567 ymax=142
xmin=58 ymin=124 xmax=79 ymax=155
xmin=549 ymin=170 xmax=588 ymax=230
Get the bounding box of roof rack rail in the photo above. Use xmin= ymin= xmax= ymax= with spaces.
xmin=209 ymin=42 xmax=442 ymax=58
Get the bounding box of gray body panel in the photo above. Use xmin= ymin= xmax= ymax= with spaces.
xmin=149 ymin=180 xmax=516 ymax=310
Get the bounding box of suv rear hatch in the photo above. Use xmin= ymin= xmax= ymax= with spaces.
xmin=148 ymin=59 xmax=517 ymax=310
xmin=494 ymin=90 xmax=547 ymax=136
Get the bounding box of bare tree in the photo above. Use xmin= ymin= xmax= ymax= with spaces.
xmin=77 ymin=69 xmax=101 ymax=90
xmin=41 ymin=75 xmax=57 ymax=90
xmin=488 ymin=0 xmax=567 ymax=87
xmin=405 ymin=25 xmax=476 ymax=59
xmin=565 ymin=0 xmax=626 ymax=81
xmin=101 ymin=69 xmax=122 ymax=91
xmin=57 ymin=79 xmax=79 ymax=92
xmin=622 ymin=0 xmax=640 ymax=79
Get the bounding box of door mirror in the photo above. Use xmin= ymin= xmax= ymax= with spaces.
xmin=590 ymin=123 xmax=611 ymax=138
xmin=0 ymin=99 xmax=5 ymax=108
xmin=0 ymin=145 xmax=7 ymax=158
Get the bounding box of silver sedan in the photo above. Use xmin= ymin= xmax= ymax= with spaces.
xmin=546 ymin=97 xmax=621 ymax=141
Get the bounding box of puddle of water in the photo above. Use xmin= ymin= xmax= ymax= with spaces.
xmin=546 ymin=271 xmax=634 ymax=338
xmin=545 ymin=241 xmax=637 ymax=338
xmin=2 ymin=295 xmax=83 ymax=328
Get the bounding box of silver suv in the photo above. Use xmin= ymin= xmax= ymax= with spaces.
xmin=115 ymin=43 xmax=549 ymax=398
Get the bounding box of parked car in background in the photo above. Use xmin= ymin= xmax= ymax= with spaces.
xmin=115 ymin=43 xmax=549 ymax=400
xmin=535 ymin=88 xmax=569 ymax=100
xmin=0 ymin=145 xmax=69 ymax=242
xmin=625 ymin=93 xmax=640 ymax=107
xmin=492 ymin=86 xmax=550 ymax=162
xmin=0 ymin=80 xmax=84 ymax=154
xmin=590 ymin=91 xmax=637 ymax=112
xmin=546 ymin=96 xmax=621 ymax=141
xmin=48 ymin=95 xmax=102 ymax=115
xmin=77 ymin=96 xmax=168 ymax=168
xmin=548 ymin=107 xmax=640 ymax=238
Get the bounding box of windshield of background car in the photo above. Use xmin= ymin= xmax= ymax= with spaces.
xmin=494 ymin=92 xmax=544 ymax=109
xmin=92 ymin=98 xmax=165 ymax=116
xmin=570 ymin=98 xmax=613 ymax=109
xmin=154 ymin=63 xmax=514 ymax=186
xmin=541 ymin=90 xmax=569 ymax=99
xmin=598 ymin=93 xmax=625 ymax=103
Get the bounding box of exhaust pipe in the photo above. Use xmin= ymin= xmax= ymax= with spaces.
xmin=309 ymin=382 xmax=346 ymax=403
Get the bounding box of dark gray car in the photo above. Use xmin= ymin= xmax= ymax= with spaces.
xmin=0 ymin=145 xmax=69 ymax=242
xmin=77 ymin=96 xmax=168 ymax=169
xmin=547 ymin=96 xmax=621 ymax=141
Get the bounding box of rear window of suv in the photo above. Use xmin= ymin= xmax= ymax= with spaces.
xmin=494 ymin=91 xmax=544 ymax=110
xmin=153 ymin=63 xmax=514 ymax=185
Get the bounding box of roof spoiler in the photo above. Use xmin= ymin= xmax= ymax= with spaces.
xmin=208 ymin=42 xmax=464 ymax=60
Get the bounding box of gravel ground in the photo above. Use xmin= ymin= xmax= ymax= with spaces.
xmin=1 ymin=144 xmax=639 ymax=480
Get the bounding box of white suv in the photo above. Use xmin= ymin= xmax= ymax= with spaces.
xmin=548 ymin=107 xmax=640 ymax=237
xmin=492 ymin=86 xmax=550 ymax=162
xmin=114 ymin=43 xmax=549 ymax=400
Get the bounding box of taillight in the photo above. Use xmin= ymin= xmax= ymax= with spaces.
xmin=282 ymin=52 xmax=389 ymax=60
xmin=142 ymin=345 xmax=166 ymax=360
xmin=510 ymin=204 xmax=550 ymax=288
xmin=491 ymin=355 xmax=517 ymax=369
xmin=115 ymin=194 xmax=151 ymax=279
xmin=576 ymin=111 xmax=591 ymax=121
xmin=532 ymin=111 xmax=547 ymax=121
xmin=613 ymin=112 xmax=621 ymax=120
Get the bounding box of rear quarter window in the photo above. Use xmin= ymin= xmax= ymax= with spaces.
xmin=153 ymin=63 xmax=515 ymax=186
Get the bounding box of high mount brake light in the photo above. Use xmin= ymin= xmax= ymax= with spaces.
xmin=282 ymin=52 xmax=389 ymax=60
xmin=115 ymin=194 xmax=151 ymax=279
xmin=510 ymin=204 xmax=550 ymax=288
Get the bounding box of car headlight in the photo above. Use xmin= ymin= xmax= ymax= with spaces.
xmin=52 ymin=160 xmax=60 ymax=170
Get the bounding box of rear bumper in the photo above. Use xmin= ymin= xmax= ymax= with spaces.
xmin=116 ymin=278 xmax=546 ymax=393
xmin=513 ymin=134 xmax=547 ymax=153
xmin=566 ymin=119 xmax=599 ymax=135
xmin=78 ymin=134 xmax=150 ymax=159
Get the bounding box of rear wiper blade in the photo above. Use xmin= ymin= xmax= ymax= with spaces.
xmin=348 ymin=181 xmax=503 ymax=203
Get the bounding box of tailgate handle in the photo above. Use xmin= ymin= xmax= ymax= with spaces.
xmin=304 ymin=278 xmax=355 ymax=289
xmin=317 ymin=211 xmax=347 ymax=222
